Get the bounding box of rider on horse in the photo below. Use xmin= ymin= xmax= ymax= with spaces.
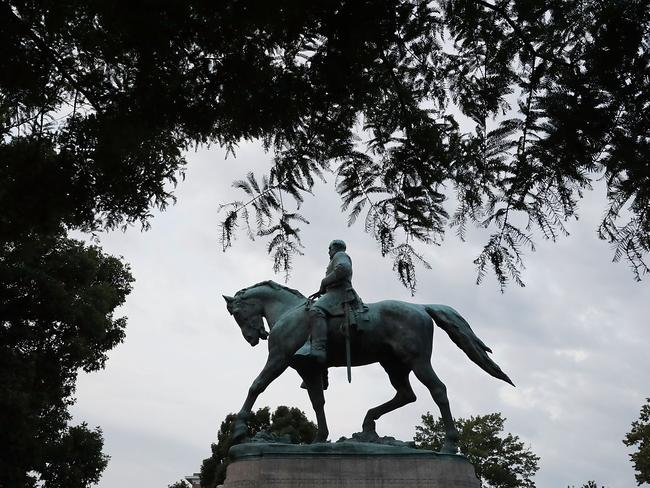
xmin=299 ymin=239 xmax=363 ymax=364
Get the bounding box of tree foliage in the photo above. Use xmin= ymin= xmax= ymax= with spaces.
xmin=212 ymin=0 xmax=650 ymax=291
xmin=167 ymin=481 xmax=190 ymax=488
xmin=36 ymin=423 xmax=109 ymax=488
xmin=414 ymin=412 xmax=539 ymax=488
xmin=568 ymin=482 xmax=608 ymax=488
xmin=0 ymin=234 xmax=133 ymax=487
xmin=199 ymin=406 xmax=317 ymax=488
xmin=2 ymin=1 xmax=649 ymax=293
xmin=623 ymin=398 xmax=650 ymax=485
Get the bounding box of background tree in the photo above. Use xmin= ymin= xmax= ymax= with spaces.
xmin=0 ymin=235 xmax=133 ymax=487
xmin=623 ymin=398 xmax=650 ymax=485
xmin=569 ymin=482 xmax=607 ymax=488
xmin=414 ymin=412 xmax=539 ymax=488
xmin=167 ymin=481 xmax=190 ymax=488
xmin=35 ymin=423 xmax=108 ymax=488
xmin=199 ymin=406 xmax=317 ymax=488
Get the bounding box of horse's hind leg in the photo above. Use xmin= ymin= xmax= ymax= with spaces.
xmin=361 ymin=363 xmax=416 ymax=439
xmin=300 ymin=368 xmax=329 ymax=442
xmin=232 ymin=355 xmax=289 ymax=443
xmin=412 ymin=360 xmax=459 ymax=454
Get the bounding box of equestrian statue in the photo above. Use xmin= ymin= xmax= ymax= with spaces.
xmin=223 ymin=239 xmax=514 ymax=454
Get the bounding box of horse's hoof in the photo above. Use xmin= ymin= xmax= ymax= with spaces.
xmin=231 ymin=422 xmax=248 ymax=445
xmin=315 ymin=431 xmax=329 ymax=443
xmin=353 ymin=430 xmax=380 ymax=443
xmin=440 ymin=429 xmax=459 ymax=454
xmin=361 ymin=419 xmax=376 ymax=433
xmin=440 ymin=442 xmax=459 ymax=454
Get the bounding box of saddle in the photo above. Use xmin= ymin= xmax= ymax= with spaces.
xmin=308 ymin=288 xmax=369 ymax=322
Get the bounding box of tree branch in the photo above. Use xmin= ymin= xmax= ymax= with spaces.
xmin=475 ymin=0 xmax=572 ymax=68
xmin=378 ymin=48 xmax=413 ymax=129
xmin=4 ymin=3 xmax=103 ymax=113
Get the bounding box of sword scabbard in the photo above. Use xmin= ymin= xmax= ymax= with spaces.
xmin=344 ymin=302 xmax=352 ymax=383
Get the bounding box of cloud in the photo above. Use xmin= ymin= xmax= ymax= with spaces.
xmin=72 ymin=143 xmax=649 ymax=488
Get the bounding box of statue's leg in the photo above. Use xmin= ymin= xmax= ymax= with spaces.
xmin=308 ymin=307 xmax=328 ymax=364
xmin=301 ymin=368 xmax=329 ymax=442
xmin=360 ymin=363 xmax=416 ymax=438
xmin=232 ymin=355 xmax=289 ymax=443
xmin=412 ymin=360 xmax=459 ymax=454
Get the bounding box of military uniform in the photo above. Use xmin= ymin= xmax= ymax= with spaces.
xmin=312 ymin=250 xmax=359 ymax=316
xmin=295 ymin=241 xmax=363 ymax=366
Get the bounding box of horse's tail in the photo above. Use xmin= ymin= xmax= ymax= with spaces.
xmin=424 ymin=304 xmax=514 ymax=386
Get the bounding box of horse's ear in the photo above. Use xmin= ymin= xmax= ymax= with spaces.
xmin=223 ymin=295 xmax=235 ymax=313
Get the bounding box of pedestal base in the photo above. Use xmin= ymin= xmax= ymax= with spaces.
xmin=223 ymin=442 xmax=480 ymax=488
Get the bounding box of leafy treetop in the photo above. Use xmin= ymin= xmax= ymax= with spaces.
xmin=623 ymin=398 xmax=650 ymax=486
xmin=415 ymin=411 xmax=539 ymax=488
xmin=569 ymin=482 xmax=608 ymax=488
xmin=199 ymin=406 xmax=317 ymax=488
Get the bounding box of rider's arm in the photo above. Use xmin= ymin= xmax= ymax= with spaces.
xmin=320 ymin=254 xmax=352 ymax=290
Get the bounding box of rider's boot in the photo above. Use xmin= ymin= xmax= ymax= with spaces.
xmin=294 ymin=307 xmax=328 ymax=368
xmin=308 ymin=307 xmax=328 ymax=365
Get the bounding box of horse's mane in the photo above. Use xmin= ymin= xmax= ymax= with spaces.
xmin=234 ymin=280 xmax=306 ymax=299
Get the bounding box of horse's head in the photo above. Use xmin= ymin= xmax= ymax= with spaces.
xmin=223 ymin=293 xmax=268 ymax=347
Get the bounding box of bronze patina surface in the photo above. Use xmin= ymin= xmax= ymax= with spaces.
xmin=223 ymin=241 xmax=513 ymax=454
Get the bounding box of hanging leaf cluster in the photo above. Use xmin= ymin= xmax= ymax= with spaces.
xmin=219 ymin=172 xmax=308 ymax=280
xmin=215 ymin=0 xmax=650 ymax=290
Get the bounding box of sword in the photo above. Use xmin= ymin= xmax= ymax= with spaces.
xmin=343 ymin=302 xmax=352 ymax=383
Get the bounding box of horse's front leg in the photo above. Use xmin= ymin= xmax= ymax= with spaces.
xmin=232 ymin=355 xmax=289 ymax=443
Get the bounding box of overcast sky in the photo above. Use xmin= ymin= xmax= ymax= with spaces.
xmin=71 ymin=141 xmax=649 ymax=488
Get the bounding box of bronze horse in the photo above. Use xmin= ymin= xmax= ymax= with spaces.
xmin=223 ymin=280 xmax=513 ymax=453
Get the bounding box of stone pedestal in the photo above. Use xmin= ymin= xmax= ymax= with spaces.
xmin=223 ymin=442 xmax=480 ymax=488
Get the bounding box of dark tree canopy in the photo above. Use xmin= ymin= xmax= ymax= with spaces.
xmin=200 ymin=406 xmax=317 ymax=488
xmin=414 ymin=412 xmax=539 ymax=488
xmin=2 ymin=1 xmax=649 ymax=292
xmin=623 ymin=398 xmax=650 ymax=485
xmin=212 ymin=0 xmax=650 ymax=291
